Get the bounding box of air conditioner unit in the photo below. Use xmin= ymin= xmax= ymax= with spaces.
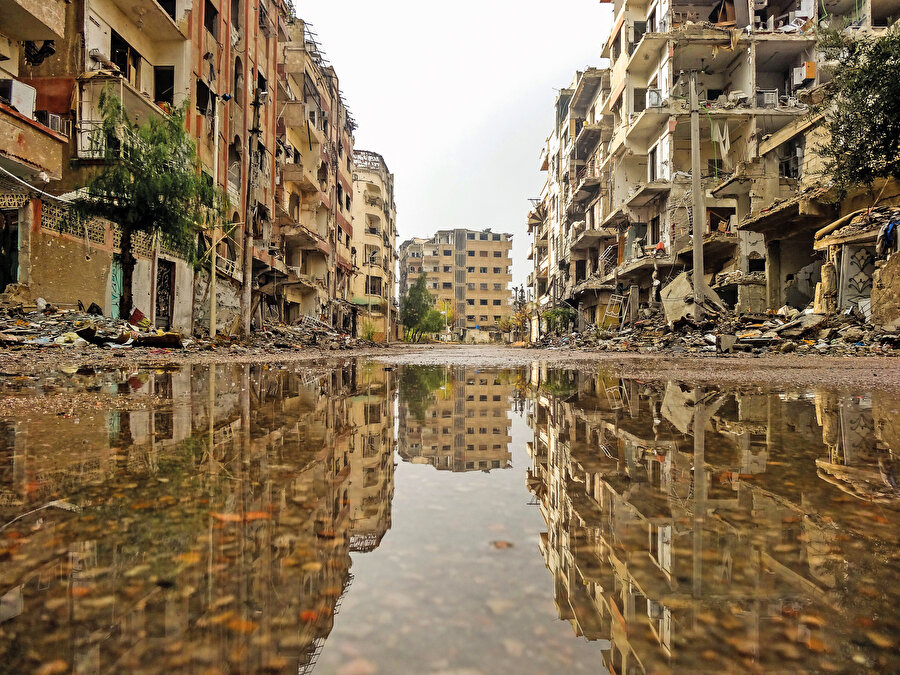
xmin=647 ymin=600 xmax=664 ymax=619
xmin=646 ymin=88 xmax=664 ymax=107
xmin=33 ymin=110 xmax=66 ymax=134
xmin=756 ymin=89 xmax=778 ymax=108
xmin=0 ymin=78 xmax=36 ymax=119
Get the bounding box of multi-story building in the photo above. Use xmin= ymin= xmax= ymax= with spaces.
xmin=399 ymin=228 xmax=512 ymax=340
xmin=525 ymin=0 xmax=897 ymax=337
xmin=0 ymin=3 xmax=393 ymax=339
xmin=398 ymin=365 xmax=513 ymax=472
xmin=275 ymin=18 xmax=358 ymax=332
xmin=2 ymin=0 xmax=293 ymax=332
xmin=350 ymin=150 xmax=397 ymax=342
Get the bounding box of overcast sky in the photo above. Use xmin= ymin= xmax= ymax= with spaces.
xmin=299 ymin=1 xmax=613 ymax=286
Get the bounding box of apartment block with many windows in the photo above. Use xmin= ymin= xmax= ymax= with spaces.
xmin=399 ymin=228 xmax=512 ymax=340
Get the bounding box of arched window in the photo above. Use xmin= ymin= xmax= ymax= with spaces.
xmin=233 ymin=57 xmax=244 ymax=107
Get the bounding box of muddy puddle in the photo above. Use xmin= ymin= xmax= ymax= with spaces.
xmin=0 ymin=361 xmax=898 ymax=673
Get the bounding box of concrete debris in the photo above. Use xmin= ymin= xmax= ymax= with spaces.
xmin=527 ymin=304 xmax=899 ymax=356
xmin=0 ymin=305 xmax=384 ymax=354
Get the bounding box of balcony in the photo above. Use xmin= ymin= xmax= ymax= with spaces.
xmin=625 ymin=180 xmax=672 ymax=208
xmin=0 ymin=101 xmax=66 ymax=180
xmin=281 ymin=161 xmax=323 ymax=195
xmin=281 ymin=100 xmax=325 ymax=146
xmin=0 ymin=0 xmax=64 ymax=40
xmin=108 ymin=0 xmax=188 ymax=41
xmin=570 ymin=222 xmax=618 ymax=252
xmin=627 ymin=31 xmax=669 ymax=77
xmin=574 ymin=118 xmax=611 ymax=155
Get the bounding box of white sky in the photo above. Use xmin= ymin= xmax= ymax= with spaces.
xmin=299 ymin=1 xmax=613 ymax=286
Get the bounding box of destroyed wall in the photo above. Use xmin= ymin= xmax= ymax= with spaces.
xmin=871 ymin=253 xmax=900 ymax=329
xmin=24 ymin=229 xmax=112 ymax=310
xmin=194 ymin=269 xmax=241 ymax=336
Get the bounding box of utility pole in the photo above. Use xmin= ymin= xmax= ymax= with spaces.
xmin=209 ymin=93 xmax=230 ymax=340
xmin=241 ymin=87 xmax=263 ymax=338
xmin=210 ymin=97 xmax=218 ymax=340
xmin=689 ymin=70 xmax=706 ymax=320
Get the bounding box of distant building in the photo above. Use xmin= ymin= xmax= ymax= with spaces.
xmin=399 ymin=228 xmax=512 ymax=341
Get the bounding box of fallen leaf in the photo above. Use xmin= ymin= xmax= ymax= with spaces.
xmin=491 ymin=540 xmax=514 ymax=549
xmin=226 ymin=618 xmax=258 ymax=634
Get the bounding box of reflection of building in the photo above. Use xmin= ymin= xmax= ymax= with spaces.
xmin=525 ymin=367 xmax=900 ymax=672
xmin=0 ymin=361 xmax=398 ymax=673
xmin=347 ymin=363 xmax=396 ymax=552
xmin=398 ymin=366 xmax=513 ymax=472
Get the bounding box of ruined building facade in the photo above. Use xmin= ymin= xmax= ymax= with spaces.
xmin=0 ymin=1 xmax=397 ymax=339
xmin=525 ymin=0 xmax=900 ymax=338
xmin=350 ymin=150 xmax=398 ymax=342
xmin=399 ymin=228 xmax=512 ymax=342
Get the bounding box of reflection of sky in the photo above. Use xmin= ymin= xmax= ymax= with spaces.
xmin=318 ymin=409 xmax=609 ymax=674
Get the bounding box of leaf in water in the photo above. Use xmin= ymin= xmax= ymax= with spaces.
xmin=175 ymin=552 xmax=201 ymax=565
xmin=302 ymin=562 xmax=323 ymax=573
xmin=69 ymin=586 xmax=91 ymax=598
xmin=210 ymin=512 xmax=242 ymax=523
xmin=226 ymin=618 xmax=258 ymax=634
xmin=35 ymin=660 xmax=69 ymax=675
xmin=491 ymin=540 xmax=514 ymax=549
xmin=244 ymin=511 xmax=270 ymax=521
xmin=300 ymin=610 xmax=319 ymax=622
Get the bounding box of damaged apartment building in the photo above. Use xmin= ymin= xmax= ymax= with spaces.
xmin=0 ymin=1 xmax=397 ymax=338
xmin=526 ymin=0 xmax=900 ymax=336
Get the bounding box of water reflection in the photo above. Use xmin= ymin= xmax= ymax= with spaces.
xmin=398 ymin=366 xmax=514 ymax=472
xmin=0 ymin=363 xmax=397 ymax=673
xmin=1 ymin=362 xmax=899 ymax=673
xmin=524 ymin=365 xmax=900 ymax=672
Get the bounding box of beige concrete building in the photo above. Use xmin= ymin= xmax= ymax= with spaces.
xmin=399 ymin=228 xmax=512 ymax=340
xmin=350 ymin=150 xmax=397 ymax=342
xmin=398 ymin=365 xmax=513 ymax=472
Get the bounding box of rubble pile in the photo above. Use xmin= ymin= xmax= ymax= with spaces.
xmin=249 ymin=315 xmax=382 ymax=351
xmin=0 ymin=301 xmax=382 ymax=355
xmin=528 ymin=306 xmax=900 ymax=356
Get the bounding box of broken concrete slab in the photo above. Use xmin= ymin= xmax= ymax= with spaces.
xmin=775 ymin=313 xmax=826 ymax=338
xmin=660 ymin=272 xmax=729 ymax=325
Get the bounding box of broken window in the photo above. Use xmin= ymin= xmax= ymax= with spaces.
xmin=154 ymin=66 xmax=174 ymax=106
xmin=204 ymin=0 xmax=219 ymax=39
xmin=110 ymin=31 xmax=140 ymax=87
xmin=196 ymin=79 xmax=211 ymax=113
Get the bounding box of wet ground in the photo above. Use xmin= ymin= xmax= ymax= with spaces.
xmin=0 ymin=358 xmax=898 ymax=673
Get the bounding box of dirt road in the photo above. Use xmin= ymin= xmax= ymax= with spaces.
xmin=1 ymin=343 xmax=898 ymax=391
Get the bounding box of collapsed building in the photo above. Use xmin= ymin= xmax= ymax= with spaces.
xmin=0 ymin=1 xmax=397 ymax=339
xmin=526 ymin=0 xmax=900 ymax=338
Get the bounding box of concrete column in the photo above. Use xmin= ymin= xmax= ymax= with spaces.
xmin=766 ymin=238 xmax=781 ymax=309
xmin=629 ymin=284 xmax=639 ymax=323
xmin=17 ymin=199 xmax=36 ymax=287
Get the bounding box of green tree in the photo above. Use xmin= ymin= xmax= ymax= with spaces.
xmin=400 ymin=273 xmax=434 ymax=341
xmin=398 ymin=365 xmax=448 ymax=422
xmin=817 ymin=27 xmax=900 ymax=196
xmin=73 ymin=90 xmax=225 ymax=319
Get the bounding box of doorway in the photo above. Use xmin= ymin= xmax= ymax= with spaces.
xmin=0 ymin=209 xmax=18 ymax=293
xmin=155 ymin=259 xmax=175 ymax=330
